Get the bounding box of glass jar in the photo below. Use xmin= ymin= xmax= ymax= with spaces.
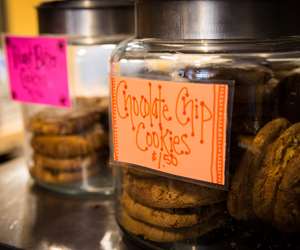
xmin=111 ymin=0 xmax=300 ymax=248
xmin=22 ymin=0 xmax=134 ymax=194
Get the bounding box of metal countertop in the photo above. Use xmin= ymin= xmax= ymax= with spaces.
xmin=0 ymin=158 xmax=139 ymax=250
xmin=0 ymin=158 xmax=298 ymax=250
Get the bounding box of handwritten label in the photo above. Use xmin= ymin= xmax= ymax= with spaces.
xmin=111 ymin=76 xmax=231 ymax=186
xmin=5 ymin=36 xmax=70 ymax=107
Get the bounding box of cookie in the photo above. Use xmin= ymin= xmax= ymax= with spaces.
xmin=28 ymin=105 xmax=99 ymax=135
xmin=122 ymin=191 xmax=225 ymax=229
xmin=124 ymin=174 xmax=226 ymax=209
xmin=31 ymin=125 xmax=107 ymax=158
xmin=119 ymin=209 xmax=226 ymax=243
xmin=33 ymin=153 xmax=98 ymax=171
xmin=236 ymin=135 xmax=254 ymax=150
xmin=269 ymin=61 xmax=300 ymax=80
xmin=253 ymin=122 xmax=300 ymax=223
xmin=120 ymin=164 xmax=157 ymax=178
xmin=75 ymin=96 xmax=109 ymax=130
xmin=76 ymin=96 xmax=109 ymax=116
xmin=177 ymin=64 xmax=276 ymax=135
xmin=30 ymin=163 xmax=98 ymax=184
xmin=278 ymin=71 xmax=300 ymax=123
xmin=273 ymin=155 xmax=300 ymax=232
xmin=180 ymin=64 xmax=273 ymax=86
xmin=145 ymin=62 xmax=276 ymax=135
xmin=76 ymin=96 xmax=107 ymax=108
xmin=228 ymin=118 xmax=290 ymax=220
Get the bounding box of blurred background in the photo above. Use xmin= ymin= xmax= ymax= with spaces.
xmin=0 ymin=0 xmax=43 ymax=35
xmin=0 ymin=0 xmax=44 ymax=161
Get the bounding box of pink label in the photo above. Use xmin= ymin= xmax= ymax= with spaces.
xmin=111 ymin=76 xmax=230 ymax=186
xmin=5 ymin=36 xmax=71 ymax=107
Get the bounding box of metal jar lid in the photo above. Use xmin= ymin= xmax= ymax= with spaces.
xmin=37 ymin=0 xmax=134 ymax=44
xmin=136 ymin=0 xmax=300 ymax=40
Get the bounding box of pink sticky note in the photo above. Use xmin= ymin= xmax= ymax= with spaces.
xmin=5 ymin=36 xmax=71 ymax=107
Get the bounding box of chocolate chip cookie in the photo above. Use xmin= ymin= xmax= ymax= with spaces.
xmin=273 ymin=154 xmax=300 ymax=232
xmin=122 ymin=191 xmax=225 ymax=229
xmin=33 ymin=153 xmax=98 ymax=171
xmin=28 ymin=108 xmax=99 ymax=135
xmin=124 ymin=174 xmax=226 ymax=209
xmin=31 ymin=125 xmax=107 ymax=158
xmin=228 ymin=118 xmax=290 ymax=220
xmin=119 ymin=209 xmax=226 ymax=242
xmin=30 ymin=161 xmax=98 ymax=184
xmin=253 ymin=122 xmax=300 ymax=223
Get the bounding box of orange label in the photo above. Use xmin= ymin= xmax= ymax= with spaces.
xmin=111 ymin=76 xmax=230 ymax=186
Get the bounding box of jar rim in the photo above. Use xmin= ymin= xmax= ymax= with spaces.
xmin=136 ymin=0 xmax=300 ymax=40
xmin=124 ymin=37 xmax=300 ymax=54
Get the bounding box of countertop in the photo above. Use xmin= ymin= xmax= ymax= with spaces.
xmin=0 ymin=158 xmax=298 ymax=250
xmin=0 ymin=158 xmax=139 ymax=250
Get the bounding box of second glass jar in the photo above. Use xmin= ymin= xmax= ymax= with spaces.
xmin=23 ymin=0 xmax=134 ymax=194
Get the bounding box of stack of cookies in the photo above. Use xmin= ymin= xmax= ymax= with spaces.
xmin=228 ymin=118 xmax=300 ymax=232
xmin=119 ymin=170 xmax=228 ymax=243
xmin=28 ymin=97 xmax=109 ymax=185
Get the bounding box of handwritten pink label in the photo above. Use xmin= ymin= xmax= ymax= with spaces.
xmin=5 ymin=36 xmax=71 ymax=107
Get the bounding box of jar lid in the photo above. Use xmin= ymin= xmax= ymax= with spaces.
xmin=37 ymin=0 xmax=134 ymax=43
xmin=136 ymin=0 xmax=300 ymax=40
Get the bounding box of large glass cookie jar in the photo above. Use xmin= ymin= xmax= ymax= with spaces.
xmin=111 ymin=0 xmax=300 ymax=248
xmin=22 ymin=0 xmax=134 ymax=194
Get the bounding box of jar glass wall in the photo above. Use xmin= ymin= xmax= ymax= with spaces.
xmin=22 ymin=39 xmax=116 ymax=194
xmin=111 ymin=38 xmax=300 ymax=249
